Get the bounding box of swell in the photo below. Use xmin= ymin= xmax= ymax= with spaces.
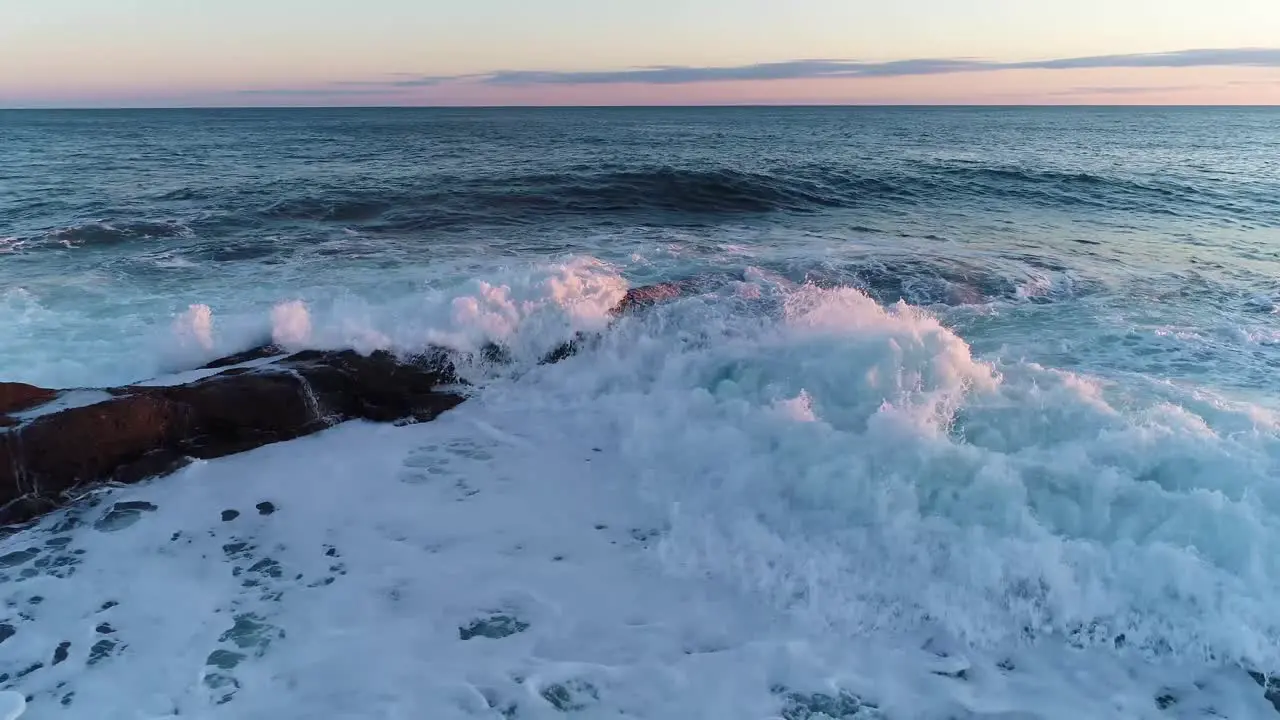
xmin=7 ymin=164 xmax=1276 ymax=253
xmin=254 ymin=164 xmax=1280 ymax=230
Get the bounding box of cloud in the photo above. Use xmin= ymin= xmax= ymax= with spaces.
xmin=237 ymin=47 xmax=1280 ymax=97
xmin=463 ymin=59 xmax=996 ymax=86
xmin=1019 ymin=48 xmax=1280 ymax=71
xmin=236 ymin=87 xmax=401 ymax=97
xmin=332 ymin=73 xmax=463 ymax=88
xmin=467 ymin=47 xmax=1280 ymax=86
xmin=1049 ymin=85 xmax=1204 ymax=96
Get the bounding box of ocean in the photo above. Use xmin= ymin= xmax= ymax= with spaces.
xmin=2 ymin=106 xmax=1280 ymax=718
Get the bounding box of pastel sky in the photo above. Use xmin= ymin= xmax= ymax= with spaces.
xmin=3 ymin=0 xmax=1280 ymax=106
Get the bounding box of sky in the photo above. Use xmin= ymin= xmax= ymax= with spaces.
xmin=2 ymin=0 xmax=1280 ymax=107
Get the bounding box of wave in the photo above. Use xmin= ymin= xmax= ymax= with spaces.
xmin=255 ymin=168 xmax=858 ymax=227
xmin=243 ymin=163 xmax=1280 ymax=229
xmin=19 ymin=220 xmax=195 ymax=249
xmin=264 ymin=197 xmax=392 ymax=223
xmin=4 ymin=255 xmax=1280 ymax=717
xmin=792 ymin=256 xmax=1086 ymax=307
xmin=8 ymin=164 xmax=1275 ymax=256
xmin=124 ymin=260 xmax=1280 ymax=668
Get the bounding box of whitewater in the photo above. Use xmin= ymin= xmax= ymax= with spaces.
xmin=3 ymin=107 xmax=1280 ymax=718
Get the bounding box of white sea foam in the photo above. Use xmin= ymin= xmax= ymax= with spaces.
xmin=270 ymin=300 xmax=313 ymax=348
xmin=173 ymin=303 xmax=215 ymax=353
xmin=2 ymin=257 xmax=1280 ymax=717
xmin=0 ymin=692 xmax=24 ymax=720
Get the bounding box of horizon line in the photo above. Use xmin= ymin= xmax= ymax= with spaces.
xmin=3 ymin=102 xmax=1280 ymax=111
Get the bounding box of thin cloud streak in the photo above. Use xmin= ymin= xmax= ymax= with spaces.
xmin=332 ymin=74 xmax=463 ymax=88
xmin=236 ymin=87 xmax=400 ymax=97
xmin=1050 ymin=85 xmax=1205 ymax=96
xmin=221 ymin=47 xmax=1280 ymax=103
xmin=353 ymin=47 xmax=1280 ymax=88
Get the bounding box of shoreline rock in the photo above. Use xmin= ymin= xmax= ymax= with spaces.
xmin=0 ymin=349 xmax=465 ymax=528
xmin=0 ymin=382 xmax=59 ymax=427
xmin=0 ymin=282 xmax=698 ymax=529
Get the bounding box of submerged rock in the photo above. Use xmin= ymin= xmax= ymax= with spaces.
xmin=610 ymin=278 xmax=708 ymax=316
xmin=0 ymin=349 xmax=465 ymax=527
xmin=199 ymin=344 xmax=286 ymax=370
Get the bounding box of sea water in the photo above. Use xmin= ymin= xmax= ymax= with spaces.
xmin=2 ymin=107 xmax=1280 ymax=718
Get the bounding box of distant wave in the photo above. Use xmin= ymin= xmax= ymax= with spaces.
xmin=23 ymin=220 xmax=194 ymax=249
xmin=9 ymin=162 xmax=1277 ymax=255
xmin=258 ymin=168 xmax=862 ymax=226
xmin=250 ymin=164 xmax=1278 ymax=228
xmin=264 ymin=198 xmax=393 ymax=223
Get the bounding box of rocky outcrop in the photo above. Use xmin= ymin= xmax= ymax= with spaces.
xmin=0 ymin=281 xmax=701 ymax=529
xmin=0 ymin=350 xmax=464 ymax=527
xmin=0 ymin=383 xmax=58 ymax=428
xmin=610 ymin=277 xmax=709 ymax=316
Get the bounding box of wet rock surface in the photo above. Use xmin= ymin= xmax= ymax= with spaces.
xmin=0 ymin=383 xmax=58 ymax=428
xmin=0 ymin=283 xmax=690 ymax=530
xmin=0 ymin=349 xmax=465 ymax=528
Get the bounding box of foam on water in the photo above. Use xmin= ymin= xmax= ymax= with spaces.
xmin=0 ymin=692 xmax=24 ymax=720
xmin=3 ymin=256 xmax=1280 ymax=718
xmin=269 ymin=301 xmax=313 ymax=349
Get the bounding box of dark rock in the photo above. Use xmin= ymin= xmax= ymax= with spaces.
xmin=0 ymin=382 xmax=57 ymax=416
xmin=610 ymin=282 xmax=686 ymax=316
xmin=52 ymin=641 xmax=71 ymax=665
xmin=608 ymin=276 xmax=718 ymax=317
xmin=541 ymin=337 xmax=584 ymax=365
xmin=255 ymin=501 xmax=276 ymax=516
xmin=221 ymin=509 xmax=240 ymax=522
xmin=1247 ymin=671 xmax=1280 ymax=714
xmin=0 ymin=623 xmax=14 ymax=644
xmin=199 ymin=344 xmax=285 ymax=370
xmin=0 ymin=349 xmax=466 ymax=527
xmin=0 ymin=288 xmax=702 ymax=529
